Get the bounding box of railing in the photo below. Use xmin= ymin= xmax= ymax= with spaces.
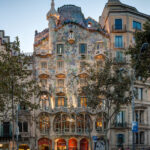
xmin=56 ymin=87 xmax=66 ymax=93
xmin=38 ymin=69 xmax=50 ymax=76
xmin=113 ymin=57 xmax=127 ymax=64
xmin=113 ymin=43 xmax=125 ymax=49
xmin=35 ymin=49 xmax=51 ymax=57
xmin=112 ymin=25 xmax=127 ymax=33
xmin=113 ymin=122 xmax=128 ymax=128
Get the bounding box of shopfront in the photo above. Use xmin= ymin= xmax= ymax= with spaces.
xmin=57 ymin=139 xmax=66 ymax=150
xmin=38 ymin=138 xmax=52 ymax=150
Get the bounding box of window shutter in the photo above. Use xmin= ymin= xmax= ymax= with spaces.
xmin=115 ymin=19 xmax=122 ymax=29
xmin=55 ymin=97 xmax=58 ymax=107
xmin=64 ymin=97 xmax=67 ymax=107
xmin=78 ymin=97 xmax=81 ymax=107
xmin=1 ymin=123 xmax=3 ymax=136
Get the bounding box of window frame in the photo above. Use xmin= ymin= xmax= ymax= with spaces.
xmin=115 ymin=19 xmax=123 ymax=30
xmin=115 ymin=36 xmax=123 ymax=48
xmin=79 ymin=43 xmax=87 ymax=54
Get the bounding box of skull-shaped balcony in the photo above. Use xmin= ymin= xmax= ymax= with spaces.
xmin=38 ymin=69 xmax=50 ymax=79
xmin=94 ymin=41 xmax=106 ymax=60
xmin=68 ymin=31 xmax=75 ymax=44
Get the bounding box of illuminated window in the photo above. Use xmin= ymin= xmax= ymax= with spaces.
xmin=39 ymin=114 xmax=50 ymax=133
xmin=80 ymin=97 xmax=87 ymax=107
xmin=40 ymin=94 xmax=49 ymax=110
xmin=95 ymin=113 xmax=106 ymax=132
xmin=58 ymin=97 xmax=65 ymax=107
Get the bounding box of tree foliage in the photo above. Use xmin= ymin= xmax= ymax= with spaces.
xmin=0 ymin=37 xmax=39 ymax=117
xmin=80 ymin=60 xmax=132 ymax=123
xmin=127 ymin=21 xmax=150 ymax=80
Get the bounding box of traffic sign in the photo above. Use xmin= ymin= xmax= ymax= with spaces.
xmin=132 ymin=121 xmax=138 ymax=132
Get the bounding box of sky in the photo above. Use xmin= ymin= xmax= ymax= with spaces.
xmin=0 ymin=0 xmax=150 ymax=53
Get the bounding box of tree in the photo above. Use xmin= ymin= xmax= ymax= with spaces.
xmin=127 ymin=21 xmax=150 ymax=80
xmin=0 ymin=37 xmax=39 ymax=149
xmin=74 ymin=60 xmax=132 ymax=150
xmin=0 ymin=37 xmax=39 ymax=115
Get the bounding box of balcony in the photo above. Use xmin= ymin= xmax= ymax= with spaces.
xmin=38 ymin=69 xmax=50 ymax=79
xmin=56 ymin=87 xmax=66 ymax=95
xmin=35 ymin=49 xmax=52 ymax=58
xmin=56 ymin=69 xmax=66 ymax=78
xmin=112 ymin=122 xmax=128 ymax=128
xmin=113 ymin=57 xmax=127 ymax=65
xmin=68 ymin=32 xmax=75 ymax=44
xmin=94 ymin=49 xmax=106 ymax=60
xmin=113 ymin=43 xmax=125 ymax=49
xmin=112 ymin=25 xmax=127 ymax=33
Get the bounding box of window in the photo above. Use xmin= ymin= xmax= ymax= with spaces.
xmin=115 ymin=36 xmax=123 ymax=48
xmin=117 ymin=134 xmax=124 ymax=146
xmin=58 ymin=97 xmax=65 ymax=107
xmin=134 ymin=132 xmax=145 ymax=144
xmin=79 ymin=43 xmax=87 ymax=54
xmin=41 ymin=61 xmax=47 ymax=69
xmin=115 ymin=19 xmax=122 ymax=30
xmin=18 ymin=122 xmax=28 ymax=133
xmin=96 ymin=42 xmax=103 ymax=50
xmin=135 ymin=110 xmax=144 ymax=124
xmin=80 ymin=97 xmax=87 ymax=107
xmin=115 ymin=111 xmax=125 ymax=127
xmin=95 ymin=113 xmax=106 ymax=133
xmin=133 ymin=21 xmax=141 ymax=30
xmin=57 ymin=44 xmax=64 ymax=55
xmin=135 ymin=88 xmax=143 ymax=100
xmin=39 ymin=114 xmax=50 ymax=133
xmin=57 ymin=79 xmax=64 ymax=87
xmin=40 ymin=79 xmax=47 ymax=88
xmin=57 ymin=61 xmax=64 ymax=70
xmin=40 ymin=94 xmax=49 ymax=110
xmin=116 ymin=51 xmax=123 ymax=62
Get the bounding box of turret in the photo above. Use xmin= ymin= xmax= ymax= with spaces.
xmin=47 ymin=0 xmax=59 ymax=51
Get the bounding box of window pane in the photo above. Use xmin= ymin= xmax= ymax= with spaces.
xmin=79 ymin=44 xmax=87 ymax=54
xmin=58 ymin=97 xmax=65 ymax=107
xmin=57 ymin=44 xmax=64 ymax=54
xmin=115 ymin=36 xmax=123 ymax=48
xmin=133 ymin=21 xmax=141 ymax=30
xmin=18 ymin=122 xmax=22 ymax=132
xmin=41 ymin=62 xmax=47 ymax=69
xmin=115 ymin=19 xmax=122 ymax=30
xmin=23 ymin=122 xmax=28 ymax=132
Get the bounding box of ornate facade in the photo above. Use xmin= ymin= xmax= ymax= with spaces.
xmin=32 ymin=0 xmax=150 ymax=150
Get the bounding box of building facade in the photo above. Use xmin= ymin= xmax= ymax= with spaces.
xmin=32 ymin=0 xmax=150 ymax=150
xmin=1 ymin=0 xmax=150 ymax=150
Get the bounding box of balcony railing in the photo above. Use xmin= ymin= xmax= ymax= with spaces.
xmin=113 ymin=122 xmax=127 ymax=128
xmin=35 ymin=49 xmax=52 ymax=57
xmin=113 ymin=43 xmax=125 ymax=49
xmin=113 ymin=57 xmax=127 ymax=64
xmin=112 ymin=25 xmax=127 ymax=33
xmin=56 ymin=87 xmax=66 ymax=94
xmin=38 ymin=69 xmax=50 ymax=78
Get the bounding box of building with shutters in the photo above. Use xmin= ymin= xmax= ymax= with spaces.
xmin=32 ymin=0 xmax=150 ymax=150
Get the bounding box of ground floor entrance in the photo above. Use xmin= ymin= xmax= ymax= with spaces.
xmin=57 ymin=139 xmax=66 ymax=150
xmin=38 ymin=138 xmax=52 ymax=150
xmin=19 ymin=144 xmax=30 ymax=150
xmin=68 ymin=138 xmax=77 ymax=150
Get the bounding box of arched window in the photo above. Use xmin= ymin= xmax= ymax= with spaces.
xmin=95 ymin=113 xmax=106 ymax=133
xmin=39 ymin=113 xmax=50 ymax=133
xmin=77 ymin=114 xmax=92 ymax=133
xmin=40 ymin=94 xmax=49 ymax=111
xmin=54 ymin=114 xmax=70 ymax=133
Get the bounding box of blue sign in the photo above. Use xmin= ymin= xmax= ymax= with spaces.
xmin=92 ymin=136 xmax=98 ymax=142
xmin=132 ymin=121 xmax=138 ymax=132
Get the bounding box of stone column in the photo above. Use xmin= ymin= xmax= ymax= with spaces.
xmin=77 ymin=138 xmax=80 ymax=150
xmin=52 ymin=139 xmax=55 ymax=150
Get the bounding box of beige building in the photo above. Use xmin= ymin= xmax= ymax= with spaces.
xmin=100 ymin=0 xmax=150 ymax=149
